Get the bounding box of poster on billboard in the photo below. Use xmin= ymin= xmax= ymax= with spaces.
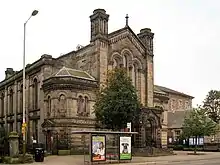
xmin=91 ymin=135 xmax=106 ymax=162
xmin=189 ymin=137 xmax=204 ymax=146
xmin=119 ymin=136 xmax=132 ymax=160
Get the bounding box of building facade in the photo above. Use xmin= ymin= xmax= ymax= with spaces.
xmin=0 ymin=9 xmax=193 ymax=151
xmin=154 ymin=85 xmax=194 ymax=143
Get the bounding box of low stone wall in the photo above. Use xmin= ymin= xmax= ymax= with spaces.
xmin=133 ymin=147 xmax=174 ymax=157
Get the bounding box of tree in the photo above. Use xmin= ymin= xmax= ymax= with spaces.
xmin=203 ymin=90 xmax=220 ymax=123
xmin=94 ymin=68 xmax=141 ymax=131
xmin=182 ymin=108 xmax=219 ymax=154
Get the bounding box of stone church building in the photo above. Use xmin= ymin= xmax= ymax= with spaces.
xmin=0 ymin=9 xmax=193 ymax=151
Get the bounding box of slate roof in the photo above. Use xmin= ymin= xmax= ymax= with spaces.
xmin=155 ymin=85 xmax=194 ymax=99
xmin=154 ymin=85 xmax=167 ymax=95
xmin=54 ymin=67 xmax=96 ymax=81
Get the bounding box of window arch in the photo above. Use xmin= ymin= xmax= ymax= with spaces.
xmin=1 ymin=93 xmax=4 ymax=117
xmin=111 ymin=53 xmax=123 ymax=69
xmin=121 ymin=49 xmax=133 ymax=73
xmin=9 ymin=89 xmax=13 ymax=114
xmin=33 ymin=78 xmax=38 ymax=109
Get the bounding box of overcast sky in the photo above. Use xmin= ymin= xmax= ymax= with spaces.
xmin=0 ymin=0 xmax=219 ymax=106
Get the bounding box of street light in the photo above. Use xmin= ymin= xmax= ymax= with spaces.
xmin=22 ymin=9 xmax=38 ymax=156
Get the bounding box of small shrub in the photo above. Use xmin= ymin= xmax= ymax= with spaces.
xmin=173 ymin=145 xmax=184 ymax=150
xmin=3 ymin=154 xmax=34 ymax=164
xmin=58 ymin=150 xmax=70 ymax=155
xmin=19 ymin=154 xmax=34 ymax=163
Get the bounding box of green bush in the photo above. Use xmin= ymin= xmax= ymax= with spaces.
xmin=58 ymin=150 xmax=70 ymax=155
xmin=3 ymin=154 xmax=34 ymax=164
xmin=173 ymin=145 xmax=184 ymax=150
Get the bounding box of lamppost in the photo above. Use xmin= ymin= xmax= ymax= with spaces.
xmin=22 ymin=10 xmax=38 ymax=156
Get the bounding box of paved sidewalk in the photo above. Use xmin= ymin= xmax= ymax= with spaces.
xmin=29 ymin=151 xmax=220 ymax=165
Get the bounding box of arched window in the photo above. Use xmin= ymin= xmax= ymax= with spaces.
xmin=123 ymin=55 xmax=128 ymax=69
xmin=47 ymin=96 xmax=51 ymax=117
xmin=84 ymin=96 xmax=89 ymax=115
xmin=113 ymin=59 xmax=117 ymax=68
xmin=1 ymin=93 xmax=4 ymax=117
xmin=58 ymin=94 xmax=67 ymax=117
xmin=133 ymin=64 xmax=138 ymax=87
xmin=33 ymin=79 xmax=38 ymax=109
xmin=9 ymin=89 xmax=13 ymax=114
xmin=77 ymin=95 xmax=84 ymax=115
xmin=20 ymin=84 xmax=23 ymax=113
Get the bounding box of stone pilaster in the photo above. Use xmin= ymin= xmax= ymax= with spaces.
xmin=132 ymin=66 xmax=135 ymax=86
xmin=140 ymin=72 xmax=146 ymax=106
xmin=137 ymin=69 xmax=141 ymax=100
xmin=7 ymin=88 xmax=10 ymax=116
xmin=29 ymin=82 xmax=33 ymax=110
xmin=98 ymin=41 xmax=108 ymax=87
xmin=13 ymin=81 xmax=18 ymax=131
xmin=70 ymin=99 xmax=77 ymax=117
xmin=4 ymin=87 xmax=7 ymax=130
xmin=17 ymin=84 xmax=21 ymax=114
xmin=147 ymin=57 xmax=154 ymax=107
xmin=90 ymin=101 xmax=95 ymax=118
xmin=39 ymin=83 xmax=44 ymax=143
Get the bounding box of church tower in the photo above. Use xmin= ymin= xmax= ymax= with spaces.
xmin=90 ymin=9 xmax=109 ymax=85
xmin=137 ymin=28 xmax=154 ymax=107
xmin=90 ymin=9 xmax=109 ymax=42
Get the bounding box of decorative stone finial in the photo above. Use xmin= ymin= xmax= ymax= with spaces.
xmin=125 ymin=14 xmax=129 ymax=26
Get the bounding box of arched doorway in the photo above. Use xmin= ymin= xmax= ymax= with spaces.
xmin=145 ymin=118 xmax=157 ymax=147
